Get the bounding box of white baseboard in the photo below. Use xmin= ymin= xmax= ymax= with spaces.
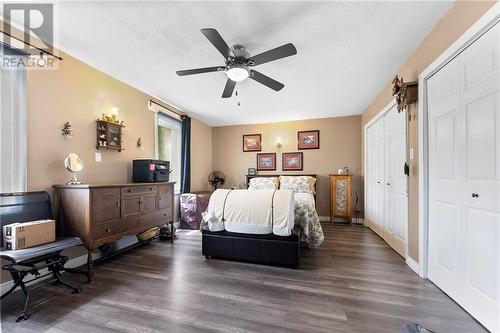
xmin=319 ymin=216 xmax=365 ymax=225
xmin=406 ymin=256 xmax=420 ymax=275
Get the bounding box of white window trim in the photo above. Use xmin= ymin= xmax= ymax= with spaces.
xmin=1 ymin=64 xmax=28 ymax=193
xmin=155 ymin=112 xmax=182 ymax=194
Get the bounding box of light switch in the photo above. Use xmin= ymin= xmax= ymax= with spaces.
xmin=410 ymin=148 xmax=414 ymax=160
xmin=95 ymin=152 xmax=102 ymax=162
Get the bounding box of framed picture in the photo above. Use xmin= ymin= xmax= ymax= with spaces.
xmin=257 ymin=153 xmax=276 ymax=171
xmin=298 ymin=130 xmax=320 ymax=150
xmin=247 ymin=167 xmax=257 ymax=176
xmin=282 ymin=152 xmax=303 ymax=171
xmin=243 ymin=134 xmax=262 ymax=152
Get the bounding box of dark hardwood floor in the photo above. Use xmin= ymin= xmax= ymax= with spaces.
xmin=1 ymin=223 xmax=487 ymax=332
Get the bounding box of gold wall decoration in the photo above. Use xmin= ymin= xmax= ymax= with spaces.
xmin=392 ymin=75 xmax=418 ymax=115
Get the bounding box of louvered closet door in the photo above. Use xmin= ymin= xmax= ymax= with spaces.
xmin=428 ymin=23 xmax=499 ymax=333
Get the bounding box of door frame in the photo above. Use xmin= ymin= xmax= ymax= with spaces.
xmin=364 ymin=99 xmax=409 ymax=258
xmin=417 ymin=3 xmax=500 ymax=278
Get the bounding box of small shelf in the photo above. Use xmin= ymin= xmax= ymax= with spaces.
xmin=96 ymin=120 xmax=124 ymax=152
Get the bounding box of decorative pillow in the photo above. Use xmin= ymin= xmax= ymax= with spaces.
xmin=248 ymin=177 xmax=279 ymax=190
xmin=279 ymin=176 xmax=316 ymax=194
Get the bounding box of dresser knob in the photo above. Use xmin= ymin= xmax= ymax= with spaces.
xmin=163 ymin=213 xmax=167 ymax=216
xmin=116 ymin=202 xmax=120 ymax=207
xmin=106 ymin=228 xmax=111 ymax=232
xmin=128 ymin=189 xmax=132 ymax=192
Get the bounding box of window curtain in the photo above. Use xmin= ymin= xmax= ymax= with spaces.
xmin=180 ymin=115 xmax=191 ymax=194
xmin=1 ymin=45 xmax=28 ymax=193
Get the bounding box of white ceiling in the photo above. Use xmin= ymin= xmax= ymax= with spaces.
xmin=47 ymin=1 xmax=453 ymax=125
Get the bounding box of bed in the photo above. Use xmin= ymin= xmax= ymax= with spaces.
xmin=201 ymin=174 xmax=324 ymax=267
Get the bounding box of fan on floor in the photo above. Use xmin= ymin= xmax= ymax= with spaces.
xmin=176 ymin=28 xmax=297 ymax=98
xmin=208 ymin=170 xmax=225 ymax=190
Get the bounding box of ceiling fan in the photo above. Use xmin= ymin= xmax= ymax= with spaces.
xmin=176 ymin=28 xmax=297 ymax=98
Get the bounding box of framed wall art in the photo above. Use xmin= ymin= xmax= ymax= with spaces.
xmin=257 ymin=153 xmax=276 ymax=171
xmin=243 ymin=134 xmax=262 ymax=152
xmin=282 ymin=152 xmax=303 ymax=171
xmin=297 ymin=130 xmax=320 ymax=150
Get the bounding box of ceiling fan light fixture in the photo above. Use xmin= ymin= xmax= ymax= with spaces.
xmin=226 ymin=64 xmax=249 ymax=82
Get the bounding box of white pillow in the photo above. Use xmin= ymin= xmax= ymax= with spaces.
xmin=279 ymin=176 xmax=316 ymax=194
xmin=248 ymin=177 xmax=279 ymax=190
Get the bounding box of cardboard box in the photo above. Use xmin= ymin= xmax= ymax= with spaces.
xmin=3 ymin=219 xmax=55 ymax=250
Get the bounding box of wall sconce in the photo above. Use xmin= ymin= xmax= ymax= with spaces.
xmin=137 ymin=137 xmax=144 ymax=150
xmin=61 ymin=121 xmax=73 ymax=140
xmin=275 ymin=137 xmax=282 ymax=149
xmin=110 ymin=107 xmax=119 ymax=122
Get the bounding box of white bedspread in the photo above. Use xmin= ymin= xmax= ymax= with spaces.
xmin=204 ymin=189 xmax=295 ymax=236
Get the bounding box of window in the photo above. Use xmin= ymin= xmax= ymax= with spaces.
xmin=1 ymin=47 xmax=28 ymax=193
xmin=156 ymin=113 xmax=182 ymax=192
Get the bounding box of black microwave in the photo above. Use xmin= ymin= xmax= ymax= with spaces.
xmin=132 ymin=159 xmax=170 ymax=183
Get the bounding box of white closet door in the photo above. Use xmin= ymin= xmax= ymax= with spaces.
xmin=367 ymin=118 xmax=385 ymax=234
xmin=428 ymin=23 xmax=499 ymax=333
xmin=383 ymin=105 xmax=408 ymax=256
xmin=365 ymin=105 xmax=407 ymax=257
xmin=374 ymin=119 xmax=385 ymax=228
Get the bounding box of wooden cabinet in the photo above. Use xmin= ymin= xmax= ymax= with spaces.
xmin=96 ymin=120 xmax=124 ymax=152
xmin=157 ymin=184 xmax=172 ymax=210
xmin=330 ymin=174 xmax=352 ymax=223
xmin=53 ymin=182 xmax=175 ymax=281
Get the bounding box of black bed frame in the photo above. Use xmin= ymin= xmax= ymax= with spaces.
xmin=202 ymin=174 xmax=316 ymax=268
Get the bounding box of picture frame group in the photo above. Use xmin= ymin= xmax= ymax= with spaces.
xmin=256 ymin=152 xmax=303 ymax=171
xmin=245 ymin=130 xmax=318 ymax=172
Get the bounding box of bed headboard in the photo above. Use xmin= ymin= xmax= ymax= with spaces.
xmin=246 ymin=174 xmax=317 ymax=197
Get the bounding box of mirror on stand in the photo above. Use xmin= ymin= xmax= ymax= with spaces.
xmin=64 ymin=153 xmax=84 ymax=185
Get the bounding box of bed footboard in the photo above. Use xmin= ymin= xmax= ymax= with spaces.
xmin=201 ymin=229 xmax=300 ymax=268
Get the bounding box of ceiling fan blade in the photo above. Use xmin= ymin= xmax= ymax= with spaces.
xmin=222 ymin=79 xmax=236 ymax=98
xmin=250 ymin=43 xmax=297 ymax=66
xmin=250 ymin=70 xmax=284 ymax=91
xmin=176 ymin=66 xmax=223 ymax=76
xmin=201 ymin=28 xmax=234 ymax=60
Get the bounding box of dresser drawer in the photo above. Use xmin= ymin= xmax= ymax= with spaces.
xmin=121 ymin=185 xmax=157 ymax=196
xmin=93 ymin=221 xmax=122 ymax=240
xmin=94 ymin=209 xmax=171 ymax=241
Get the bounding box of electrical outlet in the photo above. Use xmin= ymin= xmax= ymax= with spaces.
xmin=95 ymin=152 xmax=102 ymax=162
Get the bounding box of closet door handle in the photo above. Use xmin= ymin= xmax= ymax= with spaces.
xmin=472 ymin=193 xmax=479 ymax=198
xmin=404 ymin=162 xmax=409 ymax=176
xmin=386 ymin=183 xmax=391 ymax=186
xmin=377 ymin=181 xmax=381 ymax=184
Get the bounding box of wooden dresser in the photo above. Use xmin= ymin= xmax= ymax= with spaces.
xmin=53 ymin=182 xmax=175 ymax=281
xmin=329 ymin=174 xmax=352 ymax=223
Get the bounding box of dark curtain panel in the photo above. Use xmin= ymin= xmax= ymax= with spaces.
xmin=180 ymin=115 xmax=191 ymax=193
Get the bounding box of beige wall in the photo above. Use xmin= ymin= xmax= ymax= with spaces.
xmin=26 ymin=50 xmax=212 ymax=194
xmin=212 ymin=116 xmax=362 ymax=217
xmin=191 ymin=118 xmax=213 ymax=191
xmin=361 ymin=1 xmax=496 ymax=262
